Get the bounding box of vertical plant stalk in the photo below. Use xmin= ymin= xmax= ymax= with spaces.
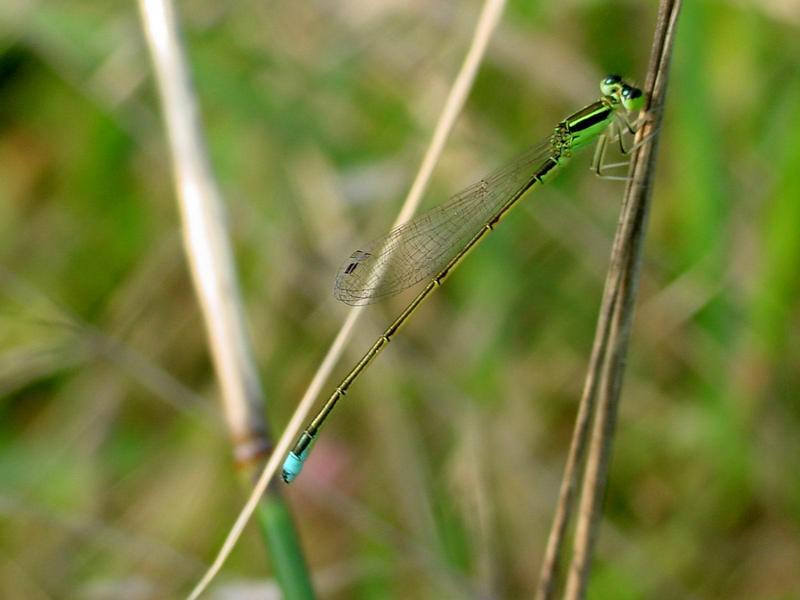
xmin=534 ymin=278 xmax=619 ymax=600
xmin=536 ymin=2 xmax=683 ymax=599
xmin=186 ymin=0 xmax=507 ymax=598
xmin=136 ymin=1 xmax=313 ymax=598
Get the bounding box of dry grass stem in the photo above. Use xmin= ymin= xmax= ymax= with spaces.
xmin=138 ymin=0 xmax=269 ymax=458
xmin=536 ymin=2 xmax=683 ymax=598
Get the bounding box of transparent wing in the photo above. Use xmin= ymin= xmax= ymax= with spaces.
xmin=334 ymin=139 xmax=557 ymax=305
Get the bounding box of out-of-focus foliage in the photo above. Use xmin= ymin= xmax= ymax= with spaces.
xmin=1 ymin=1 xmax=798 ymax=598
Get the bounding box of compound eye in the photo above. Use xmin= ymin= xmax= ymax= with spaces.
xmin=621 ymin=85 xmax=644 ymax=111
xmin=600 ymin=74 xmax=623 ymax=96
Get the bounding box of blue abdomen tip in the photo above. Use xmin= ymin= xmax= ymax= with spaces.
xmin=282 ymin=452 xmax=304 ymax=484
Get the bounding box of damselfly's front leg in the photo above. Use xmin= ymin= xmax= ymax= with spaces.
xmin=591 ymin=123 xmax=631 ymax=181
xmin=614 ymin=113 xmax=656 ymax=154
xmin=591 ymin=115 xmax=655 ymax=180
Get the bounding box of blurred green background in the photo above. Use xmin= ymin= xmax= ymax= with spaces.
xmin=1 ymin=0 xmax=799 ymax=598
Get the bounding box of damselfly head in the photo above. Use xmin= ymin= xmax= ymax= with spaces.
xmin=601 ymin=75 xmax=644 ymax=112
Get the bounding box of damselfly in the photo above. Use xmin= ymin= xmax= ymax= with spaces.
xmin=283 ymin=75 xmax=644 ymax=483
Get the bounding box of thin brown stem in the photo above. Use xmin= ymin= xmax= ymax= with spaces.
xmin=536 ymin=2 xmax=683 ymax=598
xmin=563 ymin=2 xmax=682 ymax=599
xmin=535 ymin=288 xmax=619 ymax=600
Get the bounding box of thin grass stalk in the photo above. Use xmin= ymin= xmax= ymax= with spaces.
xmin=563 ymin=2 xmax=683 ymax=598
xmin=536 ymin=2 xmax=682 ymax=597
xmin=186 ymin=1 xmax=506 ymax=597
xmin=534 ymin=289 xmax=619 ymax=600
xmin=136 ymin=0 xmax=313 ymax=598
